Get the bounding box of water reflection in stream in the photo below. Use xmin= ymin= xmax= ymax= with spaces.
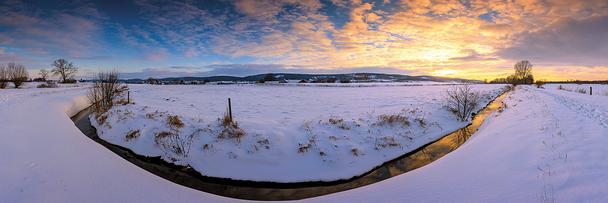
xmin=71 ymin=92 xmax=508 ymax=201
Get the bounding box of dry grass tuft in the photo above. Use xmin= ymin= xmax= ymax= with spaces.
xmin=376 ymin=114 xmax=410 ymax=127
xmin=167 ymin=115 xmax=184 ymax=129
xmin=125 ymin=129 xmax=140 ymax=141
xmin=327 ymin=117 xmax=351 ymax=130
xmin=375 ymin=136 xmax=401 ymax=150
xmin=298 ymin=143 xmax=312 ymax=153
xmin=155 ymin=131 xmax=175 ymax=140
xmin=218 ymin=121 xmax=246 ymax=142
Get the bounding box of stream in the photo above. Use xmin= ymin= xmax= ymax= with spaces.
xmin=71 ymin=91 xmax=509 ymax=201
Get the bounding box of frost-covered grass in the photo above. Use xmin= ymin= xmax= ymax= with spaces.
xmin=92 ymin=83 xmax=507 ymax=182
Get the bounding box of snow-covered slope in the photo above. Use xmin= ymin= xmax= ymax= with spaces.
xmin=0 ymin=86 xmax=237 ymax=202
xmin=92 ymin=84 xmax=507 ymax=182
xmin=308 ymin=85 xmax=608 ymax=202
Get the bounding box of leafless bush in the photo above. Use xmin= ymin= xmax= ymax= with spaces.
xmin=0 ymin=65 xmax=7 ymax=89
xmin=446 ymin=84 xmax=481 ymax=121
xmin=37 ymin=81 xmax=58 ymax=88
xmin=154 ymin=131 xmax=195 ymax=158
xmin=39 ymin=69 xmax=49 ymax=81
xmin=88 ymin=70 xmax=127 ymax=115
xmin=7 ymin=62 xmax=28 ymax=88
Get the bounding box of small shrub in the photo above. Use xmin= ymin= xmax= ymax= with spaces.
xmin=445 ymin=84 xmax=481 ymax=121
xmin=62 ymin=78 xmax=77 ymax=84
xmin=88 ymin=70 xmax=127 ymax=115
xmin=37 ymin=81 xmax=59 ymax=88
xmin=535 ymin=80 xmax=545 ymax=88
xmin=154 ymin=130 xmax=195 ymax=158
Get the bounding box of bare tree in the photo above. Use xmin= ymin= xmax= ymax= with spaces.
xmin=88 ymin=70 xmax=126 ymax=114
xmin=0 ymin=65 xmax=7 ymax=89
xmin=51 ymin=59 xmax=78 ymax=83
xmin=514 ymin=60 xmax=534 ymax=84
xmin=446 ymin=84 xmax=481 ymax=121
xmin=7 ymin=62 xmax=28 ymax=88
xmin=39 ymin=69 xmax=49 ymax=81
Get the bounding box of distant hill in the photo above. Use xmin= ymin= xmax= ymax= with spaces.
xmin=121 ymin=73 xmax=481 ymax=84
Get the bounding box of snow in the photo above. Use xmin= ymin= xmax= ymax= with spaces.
xmin=3 ymin=83 xmax=608 ymax=202
xmin=91 ymin=84 xmax=507 ymax=182
xmin=0 ymin=85 xmax=238 ymax=202
xmin=307 ymin=85 xmax=608 ymax=202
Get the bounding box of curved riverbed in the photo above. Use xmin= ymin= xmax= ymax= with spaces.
xmin=71 ymin=91 xmax=508 ymax=201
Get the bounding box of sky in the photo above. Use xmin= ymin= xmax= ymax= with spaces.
xmin=1 ymin=0 xmax=608 ymax=80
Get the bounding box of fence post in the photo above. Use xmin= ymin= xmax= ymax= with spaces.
xmin=228 ymin=98 xmax=233 ymax=121
xmin=590 ymin=87 xmax=593 ymax=95
xmin=127 ymin=91 xmax=130 ymax=103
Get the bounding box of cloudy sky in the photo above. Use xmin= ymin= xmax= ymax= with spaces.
xmin=1 ymin=0 xmax=608 ymax=80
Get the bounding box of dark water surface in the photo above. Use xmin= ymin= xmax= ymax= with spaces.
xmin=71 ymin=92 xmax=508 ymax=201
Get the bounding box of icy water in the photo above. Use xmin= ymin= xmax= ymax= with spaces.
xmin=71 ymin=91 xmax=508 ymax=200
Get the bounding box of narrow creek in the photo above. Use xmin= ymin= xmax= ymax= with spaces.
xmin=71 ymin=91 xmax=509 ymax=201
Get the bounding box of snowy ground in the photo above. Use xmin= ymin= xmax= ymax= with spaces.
xmin=91 ymin=84 xmax=507 ymax=182
xmin=309 ymin=85 xmax=608 ymax=202
xmin=0 ymin=85 xmax=236 ymax=202
xmin=3 ymin=83 xmax=608 ymax=202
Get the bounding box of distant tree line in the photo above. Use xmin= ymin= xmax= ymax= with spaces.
xmin=0 ymin=58 xmax=79 ymax=89
xmin=489 ymin=60 xmax=534 ymax=85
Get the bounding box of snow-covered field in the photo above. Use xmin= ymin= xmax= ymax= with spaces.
xmin=545 ymin=83 xmax=608 ymax=96
xmin=310 ymin=85 xmax=608 ymax=202
xmin=91 ymin=84 xmax=507 ymax=182
xmin=3 ymin=82 xmax=608 ymax=202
